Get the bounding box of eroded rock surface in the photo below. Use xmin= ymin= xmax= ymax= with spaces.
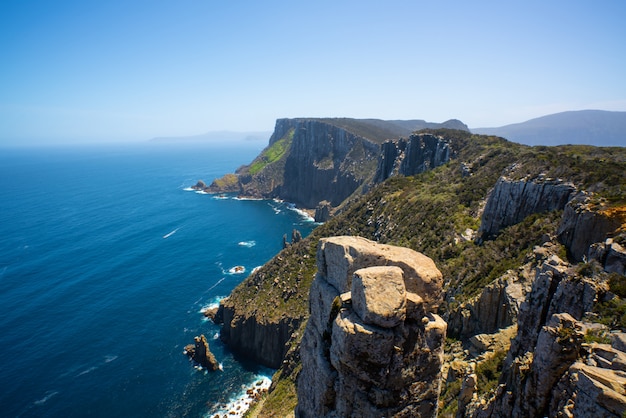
xmin=184 ymin=335 xmax=220 ymax=371
xmin=296 ymin=236 xmax=446 ymax=418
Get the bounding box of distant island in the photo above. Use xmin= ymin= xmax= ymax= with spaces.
xmin=150 ymin=130 xmax=272 ymax=144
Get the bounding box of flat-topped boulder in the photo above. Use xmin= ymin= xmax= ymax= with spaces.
xmin=351 ymin=265 xmax=406 ymax=328
xmin=317 ymin=236 xmax=443 ymax=309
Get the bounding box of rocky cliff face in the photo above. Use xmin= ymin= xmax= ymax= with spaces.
xmin=220 ymin=299 xmax=302 ymax=369
xmin=558 ymin=193 xmax=625 ymax=262
xmin=278 ymin=119 xmax=381 ymax=208
xmin=466 ymin=245 xmax=626 ymax=417
xmin=478 ymin=177 xmax=576 ymax=240
xmin=296 ymin=236 xmax=446 ymax=418
xmin=207 ymin=118 xmax=470 ymax=216
xmin=374 ymin=133 xmax=451 ymax=183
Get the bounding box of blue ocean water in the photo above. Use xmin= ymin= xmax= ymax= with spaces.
xmin=0 ymin=142 xmax=316 ymax=417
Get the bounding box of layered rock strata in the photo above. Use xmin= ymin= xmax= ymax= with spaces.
xmin=470 ymin=248 xmax=626 ymax=417
xmin=296 ymin=236 xmax=447 ymax=418
xmin=374 ymin=133 xmax=451 ymax=183
xmin=478 ymin=177 xmax=576 ymax=240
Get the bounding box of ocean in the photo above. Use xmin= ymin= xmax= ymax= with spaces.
xmin=0 ymin=142 xmax=316 ymax=417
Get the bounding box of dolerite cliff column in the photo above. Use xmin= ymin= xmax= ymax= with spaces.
xmin=296 ymin=236 xmax=446 ymax=418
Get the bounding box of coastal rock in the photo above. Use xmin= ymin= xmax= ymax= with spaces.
xmin=184 ymin=335 xmax=220 ymax=371
xmin=296 ymin=236 xmax=446 ymax=418
xmin=220 ymin=302 xmax=301 ymax=369
xmin=557 ymin=193 xmax=623 ymax=261
xmin=351 ymin=266 xmax=406 ymax=328
xmin=478 ymin=177 xmax=575 ymax=240
xmin=314 ymin=200 xmax=332 ymax=222
xmin=208 ymin=118 xmax=468 ymax=211
xmin=374 ymin=133 xmax=451 ymax=183
xmin=317 ymin=236 xmax=443 ymax=310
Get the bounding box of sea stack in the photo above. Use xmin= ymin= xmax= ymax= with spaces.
xmin=184 ymin=335 xmax=220 ymax=371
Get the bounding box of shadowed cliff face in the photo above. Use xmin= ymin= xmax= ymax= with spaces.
xmin=207 ymin=118 xmax=469 ymax=213
xmin=374 ymin=133 xmax=451 ymax=183
xmin=279 ymin=120 xmax=380 ymax=208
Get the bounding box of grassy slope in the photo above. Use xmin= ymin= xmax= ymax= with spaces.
xmin=231 ymin=130 xmax=626 ymax=416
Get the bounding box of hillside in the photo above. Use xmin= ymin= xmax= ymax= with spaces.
xmin=473 ymin=110 xmax=626 ymax=146
xmin=215 ymin=127 xmax=626 ymax=417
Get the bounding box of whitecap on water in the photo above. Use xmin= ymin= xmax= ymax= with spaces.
xmin=237 ymin=240 xmax=256 ymax=248
xmin=34 ymin=391 xmax=59 ymax=406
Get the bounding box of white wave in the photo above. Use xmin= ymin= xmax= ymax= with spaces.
xmin=206 ymin=375 xmax=271 ymax=418
xmin=238 ymin=240 xmax=256 ymax=248
xmin=34 ymin=391 xmax=59 ymax=406
xmin=205 ymin=277 xmax=225 ymax=293
xmin=163 ymin=228 xmax=179 ymax=239
xmin=285 ymin=203 xmax=315 ymax=222
xmin=76 ymin=366 xmax=97 ymax=377
xmin=251 ymin=266 xmax=262 ymax=275
xmin=183 ymin=187 xmax=195 ymax=191
xmin=195 ymin=190 xmax=209 ymax=195
xmin=233 ymin=196 xmax=262 ymax=201
xmin=213 ymin=332 xmax=220 ymax=340
xmin=104 ymin=355 xmax=118 ymax=363
xmin=199 ymin=295 xmax=224 ymax=314
xmin=212 ymin=194 xmax=229 ymax=200
xmin=228 ymin=266 xmax=245 ymax=274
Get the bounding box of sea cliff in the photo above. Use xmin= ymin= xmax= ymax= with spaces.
xmin=202 ymin=118 xmax=469 ymax=220
xmin=207 ymin=125 xmax=626 ymax=417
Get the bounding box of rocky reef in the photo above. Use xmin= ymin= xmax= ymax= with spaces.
xmin=296 ymin=236 xmax=446 ymax=417
xmin=184 ymin=335 xmax=220 ymax=371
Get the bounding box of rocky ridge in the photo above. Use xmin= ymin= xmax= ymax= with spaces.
xmin=201 ymin=118 xmax=469 ymax=220
xmin=200 ymin=128 xmax=626 ymax=417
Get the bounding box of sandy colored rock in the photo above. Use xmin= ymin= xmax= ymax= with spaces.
xmin=351 ymin=266 xmax=406 ymax=328
xmin=317 ymin=236 xmax=443 ymax=309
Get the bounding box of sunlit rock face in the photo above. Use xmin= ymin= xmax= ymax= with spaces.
xmin=296 ymin=236 xmax=446 ymax=418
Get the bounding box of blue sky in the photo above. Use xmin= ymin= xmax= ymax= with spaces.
xmin=1 ymin=1 xmax=625 ymax=145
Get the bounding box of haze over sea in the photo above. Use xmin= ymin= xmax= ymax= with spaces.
xmin=0 ymin=142 xmax=315 ymax=417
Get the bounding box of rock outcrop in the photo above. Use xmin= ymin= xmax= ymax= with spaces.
xmin=557 ymin=193 xmax=625 ymax=261
xmin=296 ymin=236 xmax=446 ymax=418
xmin=470 ymin=245 xmax=626 ymax=417
xmin=374 ymin=133 xmax=451 ymax=183
xmin=447 ymin=269 xmax=532 ymax=339
xmin=219 ymin=300 xmax=303 ymax=369
xmin=478 ymin=177 xmax=576 ymax=240
xmin=184 ymin=335 xmax=220 ymax=371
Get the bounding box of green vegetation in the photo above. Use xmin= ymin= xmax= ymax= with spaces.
xmin=476 ymin=349 xmax=507 ymax=395
xmin=438 ymin=378 xmax=461 ymax=417
xmin=248 ymin=129 xmax=294 ymax=175
xmin=210 ymin=173 xmax=238 ymax=190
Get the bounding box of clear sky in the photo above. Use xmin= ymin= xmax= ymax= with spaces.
xmin=1 ymin=0 xmax=625 ymax=145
